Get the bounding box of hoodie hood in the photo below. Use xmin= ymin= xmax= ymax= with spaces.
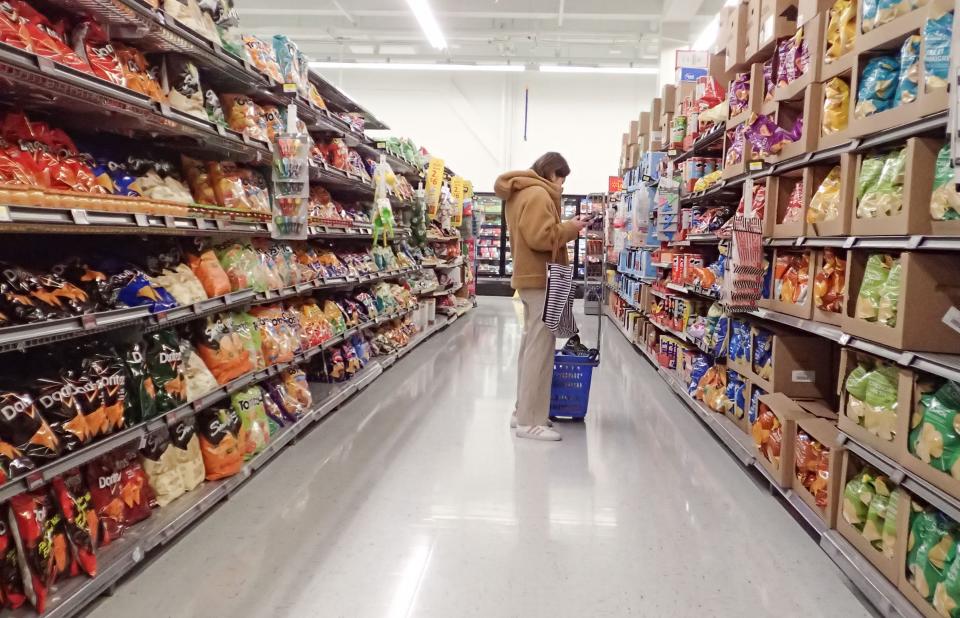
xmin=494 ymin=170 xmax=562 ymax=205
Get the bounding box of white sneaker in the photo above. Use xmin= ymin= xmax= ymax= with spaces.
xmin=516 ymin=425 xmax=561 ymax=441
xmin=510 ymin=414 xmax=552 ymax=428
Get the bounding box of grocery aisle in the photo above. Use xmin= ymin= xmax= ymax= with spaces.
xmin=88 ymin=297 xmax=871 ymax=618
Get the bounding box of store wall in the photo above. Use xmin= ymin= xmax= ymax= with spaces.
xmin=317 ymin=69 xmax=658 ymax=194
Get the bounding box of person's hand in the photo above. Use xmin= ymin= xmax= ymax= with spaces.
xmin=571 ymin=214 xmax=593 ymax=231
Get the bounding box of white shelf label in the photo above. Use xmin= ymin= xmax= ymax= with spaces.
xmin=70 ymin=209 xmax=90 ymax=225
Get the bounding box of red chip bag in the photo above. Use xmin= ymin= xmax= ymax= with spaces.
xmin=186 ymin=248 xmax=231 ymax=297
xmin=113 ymin=43 xmax=164 ymax=102
xmin=0 ymin=138 xmax=45 ymax=186
xmin=9 ymin=491 xmax=71 ymax=613
xmin=0 ymin=515 xmax=26 ymax=610
xmin=50 ymin=471 xmax=97 ymax=577
xmin=113 ymin=448 xmax=155 ymax=524
xmin=71 ymin=19 xmax=126 ymax=87
xmin=12 ymin=2 xmax=91 ymax=75
xmin=0 ymin=0 xmax=30 ymax=50
xmin=196 ymin=406 xmax=244 ymax=480
xmin=83 ymin=453 xmax=125 ymax=546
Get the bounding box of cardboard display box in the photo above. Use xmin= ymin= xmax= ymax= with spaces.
xmin=649 ymin=97 xmax=663 ymax=134
xmin=728 ymin=372 xmax=752 ymax=434
xmin=855 ymin=0 xmax=927 ymax=54
xmin=915 ymin=0 xmax=955 ymax=119
xmin=808 ymin=152 xmax=855 ymax=237
xmin=753 ymin=392 xmax=812 ymax=487
xmin=842 ymin=249 xmax=960 ymax=353
xmin=661 ymin=84 xmax=677 ymax=122
xmin=629 ymin=120 xmax=640 ymax=144
xmin=817 ymin=73 xmax=854 ymax=150
xmin=760 ymin=247 xmax=816 ymax=319
xmin=728 ymin=63 xmax=765 ymax=126
xmin=773 ymin=11 xmax=826 ymax=102
xmin=714 ymin=5 xmax=734 ymax=54
xmin=748 ymin=324 xmax=835 ymax=399
xmin=836 ymin=347 xmax=914 ymax=461
xmin=673 ymin=82 xmax=697 ymax=118
xmin=793 ymin=415 xmax=843 ymax=528
xmin=766 ymin=82 xmax=823 ymax=162
xmin=849 ymin=138 xmax=946 ymax=236
xmin=725 ymin=0 xmax=751 ymax=71
xmin=721 ymin=121 xmax=762 ymax=179
xmin=836 ymin=449 xmax=910 ymax=585
xmin=899 ymin=385 xmax=960 ymax=504
xmin=660 ymin=113 xmax=674 ymax=150
xmin=638 ymin=111 xmax=651 ymax=137
xmin=763 ymin=168 xmax=807 ymax=238
xmin=820 ymin=6 xmax=856 ymax=81
xmin=797 ymin=0 xmax=831 ymax=24
xmin=749 ymin=0 xmax=798 ymax=61
xmin=811 ymin=247 xmax=848 ymax=326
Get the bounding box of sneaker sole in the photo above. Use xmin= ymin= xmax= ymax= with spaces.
xmin=515 ymin=430 xmax=561 ymax=441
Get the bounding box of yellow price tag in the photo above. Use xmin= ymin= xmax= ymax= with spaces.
xmin=425 ymin=157 xmax=445 ymax=218
xmin=451 ymin=176 xmax=465 ymax=227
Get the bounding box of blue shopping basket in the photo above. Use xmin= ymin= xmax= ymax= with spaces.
xmin=549 ymin=354 xmax=599 ymax=421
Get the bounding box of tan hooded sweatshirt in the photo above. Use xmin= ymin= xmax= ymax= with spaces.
xmin=494 ymin=169 xmax=580 ymax=289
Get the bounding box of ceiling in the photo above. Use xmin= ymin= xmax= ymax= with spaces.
xmin=237 ymin=0 xmax=726 ymax=68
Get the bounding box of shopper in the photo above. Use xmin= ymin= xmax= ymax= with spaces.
xmin=494 ymin=152 xmax=590 ymax=442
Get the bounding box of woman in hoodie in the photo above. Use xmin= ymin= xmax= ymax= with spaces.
xmin=494 ymin=152 xmax=590 ymax=441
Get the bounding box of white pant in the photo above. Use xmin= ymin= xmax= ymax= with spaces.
xmin=514 ymin=289 xmax=556 ymax=427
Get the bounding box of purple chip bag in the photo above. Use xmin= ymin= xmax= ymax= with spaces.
xmin=265 ymin=379 xmax=300 ymax=422
xmin=724 ymin=125 xmax=746 ymax=166
xmin=729 ymin=71 xmax=750 ymax=115
xmin=745 ymin=113 xmax=797 ymax=158
xmin=763 ymin=58 xmax=776 ymax=100
xmin=776 ymin=38 xmax=793 ymax=88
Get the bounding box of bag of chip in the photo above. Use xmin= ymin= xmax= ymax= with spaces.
xmin=208 ymin=161 xmax=251 ymax=210
xmin=50 ymin=471 xmax=97 ymax=577
xmin=84 ymin=348 xmax=126 ymax=435
xmin=895 ymin=35 xmax=921 ymax=104
xmin=196 ymin=406 xmax=244 ymax=480
xmin=169 ymin=419 xmax=205 ymax=491
xmin=876 ymin=258 xmax=901 ymax=327
xmin=259 ymin=386 xmax=286 ymax=433
xmin=242 ymin=36 xmax=282 ymax=82
xmin=9 ymin=491 xmax=70 ymax=612
xmin=13 ymin=2 xmax=91 ymax=75
xmin=814 ymin=247 xmax=846 ymax=312
xmin=194 ymin=314 xmax=253 ymax=384
xmin=113 ymin=448 xmax=155 ymax=523
xmin=185 ymin=242 xmax=232 ymax=297
xmin=203 ymin=88 xmax=226 ymax=126
xmin=854 ymin=55 xmax=899 ymax=118
xmin=807 ymin=165 xmax=843 ymax=224
xmin=71 ymin=19 xmax=125 ymax=87
xmin=0 ymin=387 xmax=60 ymax=463
xmin=113 ymin=43 xmax=164 ymax=102
xmin=220 ymin=94 xmax=268 ymax=142
xmin=855 ymin=253 xmax=894 ymax=321
xmin=181 ymin=154 xmax=216 ymax=206
xmin=907 ymin=506 xmax=957 ymax=601
xmin=932 ymin=144 xmax=960 ymax=221
xmin=249 ymin=304 xmax=296 ymax=365
xmin=924 ymin=10 xmax=953 ymax=93
xmin=32 ymin=366 xmax=90 ymax=454
xmin=281 ymin=367 xmax=311 ymax=408
xmin=140 ymin=429 xmax=185 ymax=507
xmin=882 ymin=487 xmax=901 ymax=558
xmin=144 ymin=328 xmax=186 ymax=413
xmin=180 ymin=339 xmax=218 ymax=402
xmin=265 ymin=379 xmax=303 ymax=422
xmin=911 ymin=381 xmax=960 ymax=480
xmin=230 ymin=386 xmax=269 ymax=458
xmin=821 ymin=77 xmax=850 ymax=136
xmin=122 ymin=340 xmax=157 ymax=425
xmin=161 ymin=55 xmax=205 ymax=119
xmin=0 ymin=513 xmax=26 ymax=609
xmin=215 ymin=240 xmax=264 ymax=292
xmin=825 ymin=0 xmax=856 ymax=62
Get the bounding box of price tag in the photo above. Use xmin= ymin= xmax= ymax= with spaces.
xmin=134 ymin=213 xmax=149 ymax=227
xmin=899 ymin=351 xmax=916 ymax=365
xmin=215 ymin=124 xmax=227 ymax=137
xmin=283 ymin=83 xmax=298 ymax=93
xmin=749 ymin=161 xmax=764 ymax=171
xmin=163 ymin=215 xmax=176 ymax=228
xmin=131 ymin=547 xmax=144 ymax=563
xmin=215 ymin=218 xmax=227 ymax=230
xmin=25 ymin=470 xmax=45 ymax=490
xmin=156 ymin=311 xmax=168 ymax=323
xmin=843 ymin=236 xmax=857 ymax=249
xmin=0 ymin=205 xmax=11 ymax=222
xmin=81 ymin=314 xmax=98 ymax=329
xmin=70 ymin=208 xmax=90 ymax=225
xmin=838 ymin=333 xmax=851 ymax=345
xmin=908 ymin=235 xmax=924 ymax=249
xmin=795 ymin=236 xmax=806 ymax=246
xmin=668 ymin=149 xmax=677 ymax=156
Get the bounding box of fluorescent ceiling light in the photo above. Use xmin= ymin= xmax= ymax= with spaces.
xmin=539 ymin=65 xmax=659 ymax=75
xmin=311 ymin=61 xmax=525 ymax=72
xmin=405 ymin=0 xmax=447 ymax=50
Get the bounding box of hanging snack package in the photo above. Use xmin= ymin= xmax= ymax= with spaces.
xmin=825 ymin=0 xmax=856 ymax=63
xmin=71 ymin=19 xmax=126 ymax=87
xmin=193 ymin=314 xmax=253 ymax=384
xmin=113 ymin=44 xmax=164 ymax=102
xmin=203 ymin=87 xmax=226 ymax=126
xmin=9 ymin=491 xmax=68 ymax=613
xmin=139 ymin=429 xmax=185 ymax=507
xmin=858 ymin=148 xmax=906 ymax=218
xmin=33 ymin=367 xmax=91 ymax=453
xmin=855 ymin=253 xmax=894 ymax=321
xmin=85 ymin=348 xmax=127 ymax=434
xmin=230 ymin=386 xmax=270 ymax=458
xmin=822 ymin=78 xmax=850 ymax=135
xmin=185 ymin=243 xmax=231 ymax=297
xmin=196 ymin=407 xmax=244 ymax=480
xmin=220 ymin=94 xmax=268 ymax=142
xmin=814 ymin=247 xmax=846 ymax=312
xmin=0 ymin=388 xmax=60 ymax=463
xmin=180 ymin=339 xmax=218 ymax=402
xmin=113 ymin=448 xmax=155 ymax=525
xmin=169 ymin=419 xmax=205 ymax=491
xmin=854 ymin=56 xmax=899 ymax=118
xmin=894 ymin=35 xmax=921 ymax=104
xmin=924 ymin=10 xmax=953 ymax=93
xmin=932 ymin=145 xmax=960 ymax=221
xmin=123 ymin=340 xmax=157 ymax=425
xmin=231 ymin=311 xmax=265 ymax=370
xmin=242 ymin=36 xmax=282 ymax=83
xmin=50 ymin=472 xmax=97 ymax=577
xmin=161 ymin=55 xmax=205 ymax=119
xmin=144 ymin=328 xmax=186 ymax=413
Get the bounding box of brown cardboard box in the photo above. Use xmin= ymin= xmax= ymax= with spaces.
xmin=638 ymin=111 xmax=651 ymax=136
xmin=793 ymin=415 xmax=842 ymax=527
xmin=855 ymin=1 xmax=926 ymax=54
xmin=629 ymin=120 xmax=640 ymax=144
xmin=836 ymin=449 xmax=909 ymax=585
xmin=760 ymin=247 xmax=816 ymax=319
xmin=842 ymin=250 xmax=960 ymax=353
xmin=821 ymin=5 xmax=856 ymax=80
xmin=744 ymin=0 xmax=762 ymax=60
xmin=915 ymin=0 xmax=955 ymax=119
xmin=773 ymin=12 xmax=826 ymax=102
xmin=659 ymin=113 xmax=673 ymax=149
xmin=754 ymin=392 xmax=812 ymax=487
xmin=673 ymin=82 xmax=697 ymax=118
xmin=849 ymin=138 xmax=955 ymax=236
xmin=749 ymin=0 xmax=798 ymax=60
xmin=649 ymin=98 xmax=663 ymax=133
xmin=764 ymin=169 xmax=808 ymax=238
xmin=900 ymin=566 xmax=945 ymax=618
xmin=811 ymin=247 xmax=848 ymax=326
xmin=661 ymin=84 xmax=676 ymax=120
xmin=627 ymin=144 xmax=640 ymax=168
xmin=797 ymin=0 xmax=832 ymax=24
xmin=714 ymin=6 xmax=734 ymax=54
xmin=726 ymin=0 xmax=750 ymax=72
xmin=639 ymin=134 xmax=650 ymax=154
xmin=808 ymin=152 xmax=855 ymax=237
xmin=621 ymin=132 xmax=630 ymax=148
xmin=728 ymin=63 xmax=765 ymax=126
xmin=836 ymin=347 xmax=914 ymax=461
xmin=766 ymin=82 xmax=823 ymax=162
xmin=748 ymin=324 xmax=834 ymax=399
xmin=797 ymin=398 xmax=839 ymax=421
xmin=721 ymin=122 xmax=760 ymax=179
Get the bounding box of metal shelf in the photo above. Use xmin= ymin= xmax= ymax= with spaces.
xmin=671 ymin=122 xmax=726 ymax=164
xmin=308 ymin=69 xmax=389 ymax=131
xmin=309 ymin=162 xmax=375 ymax=196
xmin=765 ymin=234 xmax=960 ymax=251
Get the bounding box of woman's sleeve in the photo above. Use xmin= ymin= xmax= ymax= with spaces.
xmin=517 ymin=189 xmax=580 ymax=252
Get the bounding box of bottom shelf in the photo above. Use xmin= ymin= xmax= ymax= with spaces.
xmin=604 ymin=312 xmax=922 ymax=618
xmin=23 ymin=312 xmax=467 ymax=618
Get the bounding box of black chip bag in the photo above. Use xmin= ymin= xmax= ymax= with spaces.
xmin=0 ymin=388 xmax=60 ymax=462
xmin=33 ymin=366 xmax=91 ymax=453
xmin=0 ymin=440 xmax=34 ymax=485
xmin=144 ymin=329 xmax=186 ymax=413
xmin=196 ymin=406 xmax=243 ymax=480
xmin=123 ymin=340 xmax=157 ymax=425
xmin=84 ymin=347 xmax=127 ymax=434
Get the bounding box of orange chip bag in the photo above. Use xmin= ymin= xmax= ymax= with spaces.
xmin=193 ymin=314 xmax=253 ymax=385
xmin=113 ymin=43 xmax=164 ymax=102
xmin=186 ymin=244 xmax=231 ymax=297
xmin=196 ymin=406 xmax=244 ymax=480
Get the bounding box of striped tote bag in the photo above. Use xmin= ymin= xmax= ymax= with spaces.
xmin=541 ymin=260 xmax=578 ymax=338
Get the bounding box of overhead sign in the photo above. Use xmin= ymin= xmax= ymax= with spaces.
xmin=608 ymin=176 xmax=624 ymax=192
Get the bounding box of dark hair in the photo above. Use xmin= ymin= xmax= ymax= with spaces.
xmin=530 ymin=152 xmax=570 ymax=180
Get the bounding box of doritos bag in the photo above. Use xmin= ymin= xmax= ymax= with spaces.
xmin=169 ymin=420 xmax=204 ymax=492
xmin=0 ymin=440 xmax=34 ymax=486
xmin=84 ymin=348 xmax=126 ymax=434
xmin=12 ymin=1 xmax=91 ymax=75
xmin=0 ymin=388 xmax=60 ymax=463
xmin=71 ymin=19 xmax=125 ymax=86
xmin=139 ymin=430 xmax=185 ymax=508
xmin=123 ymin=340 xmax=157 ymax=425
xmin=33 ymin=368 xmax=90 ymax=453
xmin=114 ymin=448 xmax=155 ymax=522
xmin=144 ymin=329 xmax=186 ymax=413
xmin=50 ymin=471 xmax=97 ymax=577
xmin=193 ymin=314 xmax=253 ymax=384
xmin=84 ymin=454 xmax=124 ymax=546
xmin=9 ymin=490 xmax=71 ymax=613
xmin=196 ymin=407 xmax=244 ymax=480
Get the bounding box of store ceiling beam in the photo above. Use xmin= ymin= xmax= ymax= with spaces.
xmin=330 ymin=0 xmax=356 ymax=25
xmin=238 ymin=8 xmax=661 ymax=21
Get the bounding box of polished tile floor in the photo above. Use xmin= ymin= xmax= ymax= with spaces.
xmin=89 ymin=297 xmax=872 ymax=618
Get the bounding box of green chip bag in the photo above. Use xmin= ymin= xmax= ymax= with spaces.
xmin=911 ymin=382 xmax=960 ymax=479
xmin=858 ymin=148 xmax=907 ymax=218
xmin=882 ymin=488 xmax=901 ymax=558
xmin=857 ymin=154 xmax=886 ymax=201
xmin=855 ymin=253 xmax=893 ymax=321
xmin=230 ymin=385 xmax=270 ymax=459
xmin=908 ymin=508 xmax=958 ymax=601
xmin=843 ymin=471 xmax=875 ymax=527
xmin=123 ymin=339 xmax=157 ymax=425
xmin=876 ymin=258 xmax=901 ymax=327
xmin=935 ymin=550 xmax=960 ymax=618
xmin=863 ymin=365 xmax=901 ymax=441
xmin=932 ymin=144 xmax=960 ymax=221
xmin=864 ymin=492 xmax=889 ymax=548
xmin=231 ymin=311 xmax=265 ymax=370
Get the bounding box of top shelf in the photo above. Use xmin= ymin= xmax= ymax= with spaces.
xmin=670 ymin=122 xmax=726 ymax=164
xmin=308 ymin=70 xmax=390 ymax=130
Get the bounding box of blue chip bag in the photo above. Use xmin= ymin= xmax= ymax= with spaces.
xmin=711 ymin=315 xmax=729 ymax=358
xmin=862 ymin=0 xmax=879 ymax=31
xmin=725 ymin=370 xmax=746 ymax=419
xmin=924 ymin=10 xmax=954 ymax=92
xmin=729 ymin=319 xmax=750 ymax=363
xmin=749 ymin=384 xmax=767 ymax=425
xmin=895 ymin=35 xmax=920 ymax=104
xmin=752 ymin=328 xmax=774 ymax=381
xmin=117 ymin=272 xmax=178 ymax=312
xmin=688 ymin=353 xmax=711 ymax=395
xmin=272 ymin=35 xmax=303 ymax=90
xmin=855 ymin=56 xmax=899 ymax=118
